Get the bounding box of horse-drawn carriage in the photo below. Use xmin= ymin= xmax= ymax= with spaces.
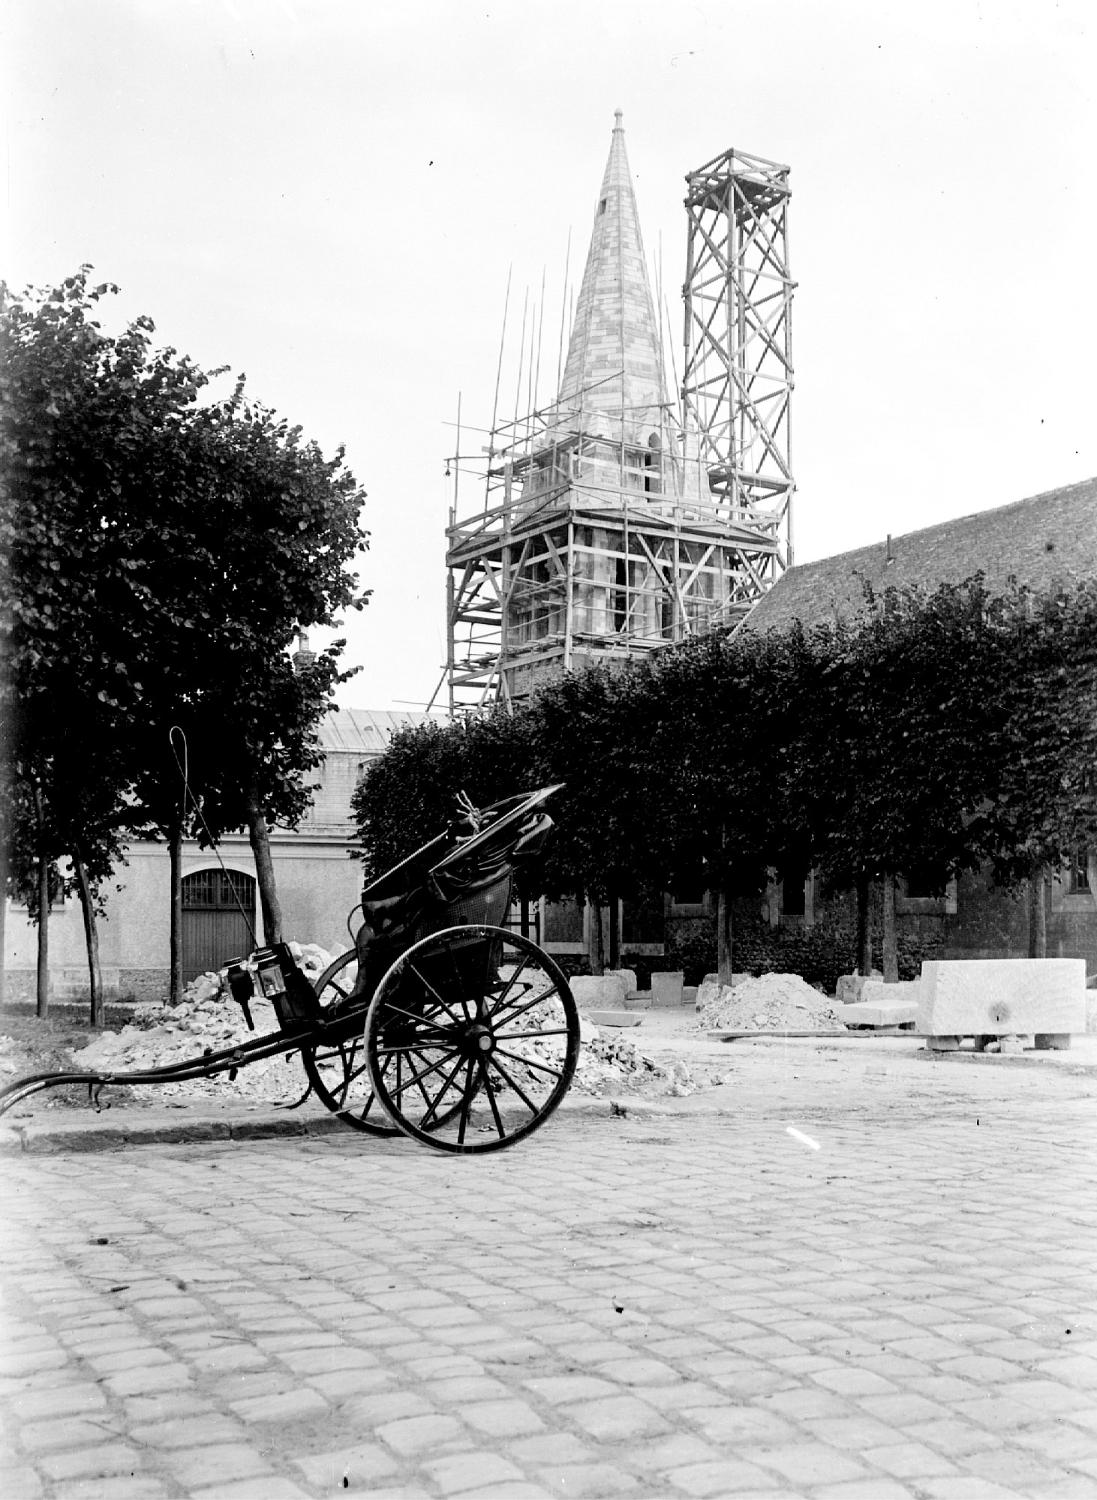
xmin=0 ymin=788 xmax=580 ymax=1154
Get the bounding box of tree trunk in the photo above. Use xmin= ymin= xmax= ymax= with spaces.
xmin=717 ymin=887 xmax=733 ymax=983
xmin=0 ymin=825 xmax=8 ymax=1011
xmin=31 ymin=782 xmax=49 ymax=1017
xmin=587 ymin=902 xmax=605 ymax=976
xmin=168 ymin=825 xmax=184 ymax=1005
xmin=608 ymin=893 xmax=620 ymax=970
xmin=73 ymin=846 xmax=104 ymax=1028
xmin=882 ymin=873 xmax=898 ymax=983
xmin=1028 ymin=862 xmax=1048 ymax=959
xmin=245 ymin=786 xmax=282 ymax=947
xmin=855 ymin=872 xmax=873 ymax=976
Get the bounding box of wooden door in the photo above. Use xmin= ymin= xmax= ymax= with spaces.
xmin=181 ymin=869 xmax=257 ymax=982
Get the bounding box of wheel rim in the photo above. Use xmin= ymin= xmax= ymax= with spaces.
xmin=302 ymin=949 xmax=400 ymax=1136
xmin=364 ymin=925 xmax=579 ymax=1153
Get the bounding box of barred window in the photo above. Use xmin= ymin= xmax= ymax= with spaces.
xmin=182 ymin=870 xmax=255 ymax=910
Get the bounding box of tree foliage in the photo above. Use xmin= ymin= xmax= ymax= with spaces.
xmin=1 ymin=269 xmax=369 ymax=1013
xmin=352 ymin=573 xmax=1097 ymax=941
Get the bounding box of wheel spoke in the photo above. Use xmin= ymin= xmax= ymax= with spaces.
xmin=456 ymin=1056 xmax=476 ymax=1145
xmin=487 ymin=984 xmax=558 ymax=1025
xmin=490 ymin=951 xmax=533 ymax=1015
xmin=492 ymin=1046 xmax=564 ymax=1083
xmin=388 ymin=1046 xmax=463 ymax=1102
xmin=478 ymin=1056 xmax=506 ymax=1138
xmin=493 ymin=1026 xmax=571 ymax=1041
xmin=377 ymin=1000 xmax=453 ymax=1039
xmin=302 ymin=949 xmax=401 ymax=1137
xmin=484 ymin=1053 xmax=541 ymax=1116
xmin=418 ymin=1051 xmax=467 ymax=1127
xmin=405 ymin=962 xmax=466 ymax=1026
xmin=448 ymin=936 xmax=476 ymax=1023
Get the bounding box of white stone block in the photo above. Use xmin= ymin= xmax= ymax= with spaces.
xmin=841 ymin=998 xmax=919 ymax=1028
xmin=860 ymin=977 xmax=920 ymax=1007
xmin=917 ymin=959 xmax=1087 ymax=1037
xmin=570 ymin=974 xmax=628 ymax=1010
xmin=606 ymin=967 xmax=637 ymax=995
xmin=695 ymin=977 xmax=723 ymax=1012
xmin=650 ymin=970 xmax=685 ymax=1007
xmin=836 ymin=971 xmax=883 ymax=1005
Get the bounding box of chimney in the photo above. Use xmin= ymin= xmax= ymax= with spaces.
xmin=292 ymin=629 xmax=316 ymax=673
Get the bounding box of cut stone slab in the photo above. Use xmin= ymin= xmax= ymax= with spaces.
xmin=841 ymin=998 xmax=919 ymax=1029
xmin=651 ymin=971 xmax=685 ymax=1008
xmin=917 ymin=958 xmax=1087 ymax=1037
xmin=570 ymin=974 xmax=628 ymax=1009
xmin=860 ymin=977 xmax=920 ymax=1007
xmin=836 ymin=971 xmax=883 ymax=1004
xmin=586 ymin=1010 xmax=643 ymax=1028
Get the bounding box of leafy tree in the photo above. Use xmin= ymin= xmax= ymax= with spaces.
xmin=1 ymin=270 xmax=369 ymax=1011
xmin=351 ymin=573 xmax=1097 ymax=988
xmin=0 ymin=270 xmax=208 ymax=1013
xmin=124 ymin=383 xmax=369 ymax=981
xmin=788 ymin=578 xmax=1017 ymax=975
xmin=984 ymin=580 xmax=1097 ymax=950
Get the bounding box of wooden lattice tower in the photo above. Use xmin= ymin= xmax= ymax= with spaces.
xmin=682 ymin=146 xmax=794 ymax=576
xmin=443 ymin=119 xmax=788 ymax=711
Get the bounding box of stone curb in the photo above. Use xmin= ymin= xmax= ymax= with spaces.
xmin=0 ymin=1107 xmax=350 ymax=1156
xmin=0 ymin=1094 xmax=631 ymax=1156
xmin=1 ymin=1038 xmax=1092 ymax=1155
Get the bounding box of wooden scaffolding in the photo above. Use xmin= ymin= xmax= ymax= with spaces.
xmin=682 ymin=146 xmax=795 ymax=572
xmin=442 ymin=397 xmax=781 ymax=710
xmin=440 ymin=132 xmax=794 ymax=713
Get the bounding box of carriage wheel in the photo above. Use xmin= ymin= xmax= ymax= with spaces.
xmin=364 ymin=925 xmax=580 ymax=1154
xmin=301 ymin=950 xmax=400 ymax=1136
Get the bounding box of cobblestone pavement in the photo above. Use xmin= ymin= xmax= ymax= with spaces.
xmin=2 ymin=1047 xmax=1096 ymax=1499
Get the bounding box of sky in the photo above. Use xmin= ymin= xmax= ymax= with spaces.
xmin=3 ymin=0 xmax=1094 ymax=712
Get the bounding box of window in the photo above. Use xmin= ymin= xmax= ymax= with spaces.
xmin=613 ymin=556 xmax=628 ymax=633
xmin=671 ymin=881 xmax=707 ymax=909
xmin=643 ymin=435 xmax=661 ymax=496
xmin=1069 ymin=849 xmax=1091 ymax=896
xmin=670 ymin=880 xmax=708 ymax=916
xmin=182 ymin=870 xmax=255 ymax=911
xmin=780 ymin=871 xmax=806 ymax=918
xmin=904 ymin=864 xmax=946 ymax=900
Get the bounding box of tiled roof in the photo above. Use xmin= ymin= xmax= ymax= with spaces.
xmin=317 ymin=708 xmax=435 ymax=755
xmin=745 ymin=477 xmax=1097 ymax=634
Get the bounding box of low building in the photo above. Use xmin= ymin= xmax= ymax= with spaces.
xmin=3 ymin=709 xmax=429 ymax=1004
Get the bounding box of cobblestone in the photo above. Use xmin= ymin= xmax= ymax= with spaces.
xmin=2 ymin=1039 xmax=1095 ymax=1497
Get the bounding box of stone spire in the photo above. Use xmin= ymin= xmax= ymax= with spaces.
xmin=557 ymin=111 xmax=668 ymax=445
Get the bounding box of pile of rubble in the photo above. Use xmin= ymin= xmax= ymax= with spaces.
xmin=0 ymin=1033 xmax=55 ymax=1083
xmin=572 ymin=1031 xmax=667 ymax=1096
xmin=69 ymin=945 xmax=337 ymax=1107
xmin=61 ymin=946 xmax=709 ymax=1107
xmin=695 ymin=971 xmax=847 ymax=1034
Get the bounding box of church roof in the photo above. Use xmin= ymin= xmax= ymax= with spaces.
xmin=744 ymin=476 xmax=1097 ymax=634
xmin=556 ymin=111 xmax=667 ymax=439
xmin=318 ymin=708 xmax=434 ymax=756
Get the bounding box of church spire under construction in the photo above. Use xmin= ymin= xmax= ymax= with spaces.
xmin=442 ymin=115 xmax=789 ymax=710
xmin=557 ymin=111 xmax=667 ymax=447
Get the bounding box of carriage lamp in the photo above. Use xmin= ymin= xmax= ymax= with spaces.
xmin=273 ymin=942 xmax=322 ymax=1022
xmin=255 ymin=950 xmax=287 ymax=1000
xmin=225 ymin=959 xmax=256 ymax=1031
